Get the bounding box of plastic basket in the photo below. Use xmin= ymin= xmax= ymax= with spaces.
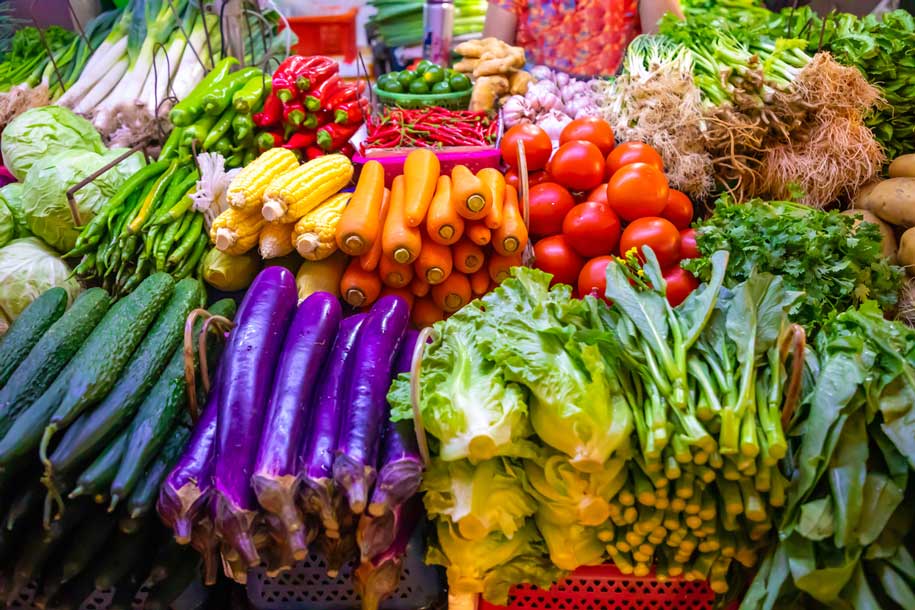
xmin=373 ymin=85 xmax=472 ymax=111
xmin=283 ymin=9 xmax=358 ymax=63
xmin=246 ymin=533 xmax=442 ymax=610
xmin=478 ymin=565 xmax=716 ymax=610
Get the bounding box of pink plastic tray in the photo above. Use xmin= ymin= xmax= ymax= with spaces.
xmin=352 ymin=147 xmax=501 ymax=188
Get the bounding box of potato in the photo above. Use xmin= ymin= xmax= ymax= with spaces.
xmin=853 ymin=177 xmax=915 ymax=226
xmin=842 ymin=209 xmax=898 ymax=262
xmin=889 ymin=154 xmax=915 ymax=178
xmin=899 ymin=227 xmax=915 ymax=275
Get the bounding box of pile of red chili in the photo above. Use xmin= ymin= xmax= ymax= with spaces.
xmin=361 ymin=107 xmax=498 ymax=151
xmin=254 ymin=55 xmax=366 ymax=159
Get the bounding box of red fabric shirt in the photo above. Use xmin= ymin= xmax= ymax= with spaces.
xmin=493 ymin=0 xmax=642 ymax=77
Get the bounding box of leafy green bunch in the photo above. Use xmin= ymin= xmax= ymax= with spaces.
xmin=683 ymin=197 xmax=903 ymax=331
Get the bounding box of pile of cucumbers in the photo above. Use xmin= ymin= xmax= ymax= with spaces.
xmin=68 ymin=159 xmax=208 ymax=298
xmin=0 ymin=276 xmax=237 ymax=608
xmin=376 ymin=60 xmax=472 ymax=95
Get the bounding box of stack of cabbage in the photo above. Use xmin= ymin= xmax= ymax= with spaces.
xmin=389 ymin=252 xmax=799 ymax=603
xmin=0 ymin=106 xmax=144 ymax=328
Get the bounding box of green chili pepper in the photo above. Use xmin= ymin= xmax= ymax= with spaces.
xmin=128 ymin=160 xmax=180 ymax=233
xmin=169 ymin=57 xmax=239 ymax=126
xmin=182 ymin=113 xmax=218 ymax=149
xmin=145 ymin=225 xmax=162 ymax=259
xmin=155 ymin=219 xmax=182 ymax=271
xmin=74 ymin=253 xmax=97 ymax=277
xmin=242 ymin=148 xmax=256 ymax=166
xmin=201 ymin=67 xmax=261 ymax=117
xmin=119 ymin=256 xmax=151 ymax=296
xmin=175 ymin=234 xmax=209 ymax=279
xmin=151 ymin=173 xmax=199 ymax=225
xmin=231 ymin=113 xmax=255 ymax=143
xmin=203 ymin=106 xmax=236 ymax=150
xmin=233 ymin=74 xmax=268 ymax=114
xmin=159 ymin=127 xmax=185 ymax=160
xmin=168 ymin=215 xmax=204 ymax=267
xmin=212 ymin=135 xmax=234 ymax=157
xmin=172 ymin=210 xmax=194 ymax=244
xmin=155 ymin=188 xmax=197 ymax=227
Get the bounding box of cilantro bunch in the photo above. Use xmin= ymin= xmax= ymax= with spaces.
xmin=683 ymin=197 xmax=904 ymax=330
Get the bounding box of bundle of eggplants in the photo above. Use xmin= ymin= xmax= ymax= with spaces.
xmin=158 ymin=266 xmax=426 ymax=596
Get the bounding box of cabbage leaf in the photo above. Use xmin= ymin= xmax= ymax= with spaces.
xmin=0 ymin=237 xmax=80 ymax=321
xmin=1 ymin=106 xmax=104 ymax=180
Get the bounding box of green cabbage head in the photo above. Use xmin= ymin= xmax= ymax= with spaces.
xmin=1 ymin=106 xmax=105 ymax=180
xmin=0 ymin=237 xmax=80 ymax=321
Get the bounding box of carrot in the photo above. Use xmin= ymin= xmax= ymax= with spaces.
xmin=493 ymin=184 xmax=528 ymax=256
xmin=411 ymin=275 xmax=431 ymax=298
xmin=380 ymin=286 xmax=415 ymax=310
xmin=336 ymin=160 xmax=385 ymax=256
xmin=451 ymin=164 xmax=492 ymax=220
xmin=382 ymin=175 xmax=422 ymax=264
xmin=426 ymin=175 xmax=463 ymax=246
xmin=488 ymin=252 xmax=523 ymax=284
xmin=431 ymin=272 xmax=472 ymax=313
xmin=403 ymin=149 xmax=440 ymax=227
xmin=412 ymin=297 xmax=445 ymax=328
xmin=415 ymin=237 xmax=453 ymax=285
xmin=466 ymin=221 xmax=491 ymax=246
xmin=340 ymin=258 xmax=382 ymax=308
xmin=479 ymin=168 xmax=506 ymax=229
xmin=379 ymin=255 xmax=414 ymax=288
xmin=359 ymin=187 xmax=391 ymax=271
xmin=470 ymin=267 xmax=491 ymax=296
xmin=453 ymin=238 xmax=485 ymax=274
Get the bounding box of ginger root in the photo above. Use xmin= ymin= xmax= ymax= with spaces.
xmin=508 ymin=70 xmax=533 ymax=95
xmin=454 ymin=58 xmax=480 ymax=73
xmin=470 ymin=75 xmax=510 ymax=112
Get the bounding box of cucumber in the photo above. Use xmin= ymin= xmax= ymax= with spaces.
xmin=0 ymin=287 xmax=69 ymax=387
xmin=93 ymin=525 xmax=154 ymax=590
xmin=125 ymin=426 xmax=191 ymax=519
xmin=59 ymin=509 xmax=117 ymax=583
xmin=48 ymin=294 xmax=231 ymax=482
xmin=44 ymin=273 xmax=177 ymax=437
xmin=48 ymin=278 xmax=202 ymax=492
xmin=70 ymin=432 xmax=127 ymax=502
xmin=0 ymin=289 xmax=111 ymax=438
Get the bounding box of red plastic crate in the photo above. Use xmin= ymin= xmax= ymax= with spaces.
xmin=478 ymin=565 xmax=716 ymax=610
xmin=282 ymin=8 xmax=358 ymax=63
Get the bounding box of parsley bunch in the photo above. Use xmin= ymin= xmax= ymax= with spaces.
xmin=682 ymin=197 xmax=904 ymax=330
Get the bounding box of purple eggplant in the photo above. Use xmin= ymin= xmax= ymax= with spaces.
xmin=157 ymin=375 xmax=220 ymax=544
xmin=357 ymin=490 xmax=421 ymax=561
xmin=252 ymin=292 xmax=342 ymax=560
xmin=297 ymin=314 xmax=367 ymax=533
xmin=334 ymin=296 xmax=410 ymax=514
xmin=212 ymin=267 xmax=297 ymax=567
xmin=353 ymin=497 xmax=422 ymax=610
xmin=367 ymin=330 xmax=423 ymax=517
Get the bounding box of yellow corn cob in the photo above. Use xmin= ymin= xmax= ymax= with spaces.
xmin=295 ymin=250 xmax=349 ymax=301
xmin=209 ymin=207 xmax=265 ymax=256
xmin=262 ymin=154 xmax=353 ymax=223
xmin=227 ymin=148 xmax=300 ymax=210
xmin=258 ymin=222 xmax=295 ymax=259
xmin=293 ymin=192 xmax=352 ymax=261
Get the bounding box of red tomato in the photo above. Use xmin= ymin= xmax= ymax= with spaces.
xmin=549 ymin=140 xmax=606 ymax=192
xmin=664 ymin=266 xmax=699 ymax=307
xmin=578 ymin=256 xmax=615 ymax=302
xmin=606 ymin=163 xmax=669 ymax=222
xmin=680 ymin=228 xmax=699 ymax=259
xmin=605 ymin=142 xmax=664 ymax=179
xmin=562 ymin=201 xmax=621 ymax=257
xmin=529 ymin=182 xmax=576 ymax=236
xmin=505 ymin=168 xmax=549 ymax=190
xmin=560 ymin=117 xmax=615 ymax=156
xmin=501 ymin=124 xmax=552 ymax=171
xmin=663 ymin=189 xmax=694 ymax=230
xmin=534 ymin=235 xmax=584 ymax=287
xmin=586 ymin=183 xmax=609 ymax=205
xmin=619 ymin=217 xmax=681 ymax=269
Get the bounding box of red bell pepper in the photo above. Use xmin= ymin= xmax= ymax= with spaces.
xmin=324 ymin=81 xmax=365 ymax=111
xmin=257 ymin=130 xmax=284 ymax=152
xmin=334 ymin=100 xmax=365 ymax=125
xmin=283 ymin=131 xmax=317 ymax=150
xmin=283 ymin=100 xmax=306 ymax=127
xmin=305 ymin=146 xmax=324 ymax=161
xmin=253 ymin=92 xmax=282 ymax=127
xmin=304 ymin=75 xmax=341 ymax=112
xmin=316 ymin=122 xmax=360 ymax=152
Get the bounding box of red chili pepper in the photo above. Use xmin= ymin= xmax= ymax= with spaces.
xmin=324 ymin=81 xmax=366 ymax=111
xmin=303 ymin=110 xmax=332 ymax=130
xmin=316 ymin=122 xmax=360 ymax=152
xmin=253 ymin=92 xmax=282 ymax=127
xmin=304 ymin=75 xmax=341 ymax=112
xmin=305 ymin=146 xmax=324 ymax=160
xmin=257 ymin=130 xmax=284 ymax=152
xmin=272 ymin=72 xmax=298 ymax=104
xmin=282 ymin=100 xmax=306 ymax=127
xmin=283 ymin=131 xmax=317 ymax=149
xmin=274 ymin=56 xmax=318 ymax=100
xmin=339 ymin=142 xmax=356 ymax=158
xmin=333 ymin=100 xmax=365 ymax=125
xmin=298 ymin=56 xmax=338 ymax=91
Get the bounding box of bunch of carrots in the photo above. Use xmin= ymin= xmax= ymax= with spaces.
xmin=335 ymin=150 xmax=530 ymax=327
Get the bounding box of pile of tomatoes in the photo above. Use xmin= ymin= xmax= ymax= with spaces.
xmin=499 ymin=118 xmax=700 ymax=307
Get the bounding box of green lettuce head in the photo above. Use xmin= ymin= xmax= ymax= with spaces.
xmin=0 ymin=199 xmax=12 ymax=249
xmin=1 ymin=106 xmax=105 ymax=180
xmin=422 ymin=457 xmax=538 ymax=541
xmin=0 ymin=237 xmax=80 ymax=321
xmin=0 ymin=183 xmax=31 ymax=238
xmin=535 ymin=514 xmax=606 ymax=571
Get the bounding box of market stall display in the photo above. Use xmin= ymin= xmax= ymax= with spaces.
xmin=367 ymin=0 xmax=487 ymax=48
